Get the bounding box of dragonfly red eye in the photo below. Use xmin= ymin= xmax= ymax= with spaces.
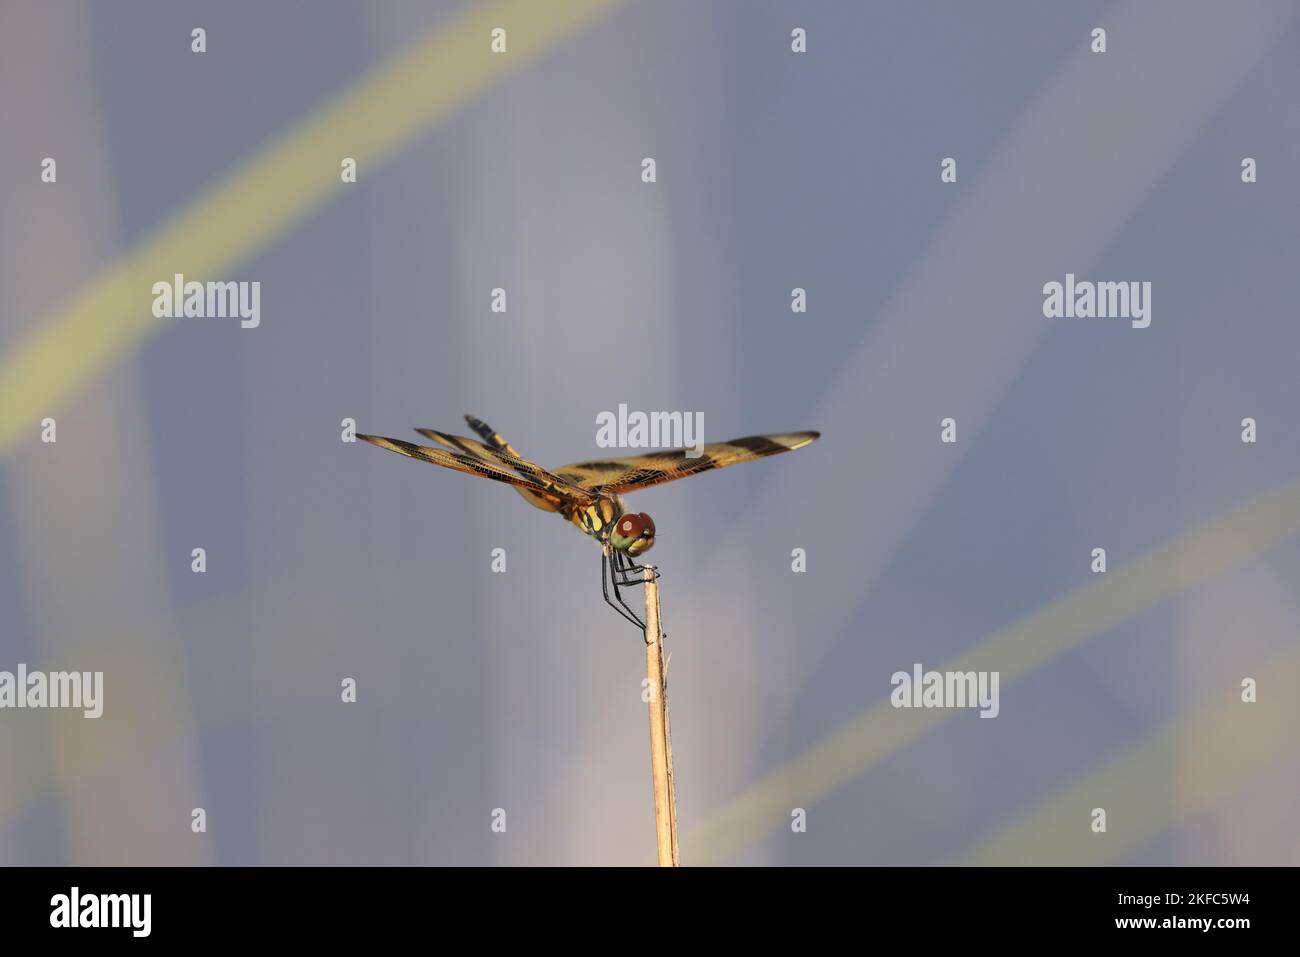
xmin=618 ymin=514 xmax=646 ymax=538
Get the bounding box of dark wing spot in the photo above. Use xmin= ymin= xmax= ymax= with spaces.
xmin=567 ymin=460 xmax=631 ymax=472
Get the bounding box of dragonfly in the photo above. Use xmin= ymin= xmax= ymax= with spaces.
xmin=358 ymin=415 xmax=820 ymax=636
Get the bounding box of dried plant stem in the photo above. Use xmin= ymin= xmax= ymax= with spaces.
xmin=643 ymin=566 xmax=679 ymax=866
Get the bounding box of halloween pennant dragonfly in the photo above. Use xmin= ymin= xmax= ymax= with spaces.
xmin=358 ymin=415 xmax=820 ymax=635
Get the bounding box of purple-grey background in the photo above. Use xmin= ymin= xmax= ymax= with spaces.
xmin=1 ymin=0 xmax=1298 ymax=865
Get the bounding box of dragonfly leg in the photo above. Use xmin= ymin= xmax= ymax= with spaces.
xmin=610 ymin=548 xmax=660 ymax=587
xmin=602 ymin=548 xmax=647 ymax=634
xmin=610 ymin=550 xmax=667 ymax=642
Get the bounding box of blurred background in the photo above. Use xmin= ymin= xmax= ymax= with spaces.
xmin=1 ymin=0 xmax=1298 ymax=866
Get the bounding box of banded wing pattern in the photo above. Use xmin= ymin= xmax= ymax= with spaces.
xmin=355 ymin=432 xmax=593 ymax=511
xmin=554 ymin=432 xmax=820 ymax=494
xmin=463 ymin=414 xmax=527 ymax=461
xmin=414 ymin=427 xmax=593 ymax=506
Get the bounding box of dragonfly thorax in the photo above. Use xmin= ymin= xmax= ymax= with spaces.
xmin=572 ymin=496 xmax=621 ymax=541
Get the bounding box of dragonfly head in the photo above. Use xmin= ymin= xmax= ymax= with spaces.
xmin=610 ymin=511 xmax=656 ymax=556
